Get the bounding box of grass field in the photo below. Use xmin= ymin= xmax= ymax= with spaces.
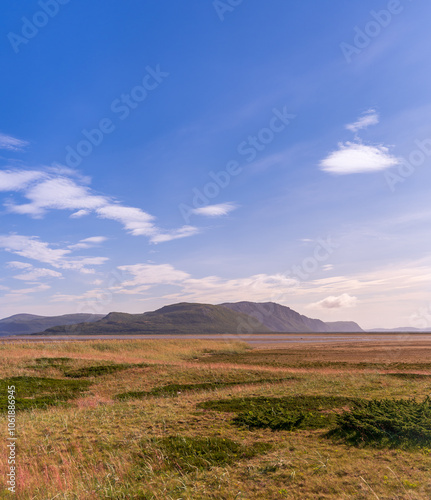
xmin=0 ymin=338 xmax=430 ymax=499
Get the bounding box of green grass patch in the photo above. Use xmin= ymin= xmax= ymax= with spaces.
xmin=115 ymin=377 xmax=295 ymax=400
xmin=385 ymin=373 xmax=431 ymax=380
xmin=199 ymin=395 xmax=360 ymax=431
xmin=197 ymin=352 xmax=431 ymax=371
xmin=137 ymin=436 xmax=272 ymax=473
xmin=28 ymin=357 xmax=72 ymax=370
xmin=64 ymin=363 xmax=144 ymax=378
xmin=329 ymin=396 xmax=431 ymax=448
xmin=0 ymin=376 xmax=91 ymax=412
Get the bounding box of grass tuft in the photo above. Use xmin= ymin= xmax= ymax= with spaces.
xmin=136 ymin=435 xmax=272 ymax=473
xmin=0 ymin=376 xmax=91 ymax=412
xmin=115 ymin=377 xmax=295 ymax=400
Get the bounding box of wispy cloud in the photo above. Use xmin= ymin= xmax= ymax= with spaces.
xmin=67 ymin=262 xmax=299 ymax=305
xmin=320 ymin=142 xmax=399 ymax=174
xmin=67 ymin=236 xmax=108 ymax=250
xmin=308 ymin=293 xmax=358 ymax=309
xmin=2 ymin=168 xmax=199 ymax=244
xmin=191 ymin=203 xmax=238 ymax=217
xmin=0 ymin=133 xmax=29 ymax=152
xmin=13 ymin=267 xmax=63 ymax=282
xmin=345 ymin=109 xmax=379 ymax=133
xmin=0 ymin=234 xmax=108 ymax=273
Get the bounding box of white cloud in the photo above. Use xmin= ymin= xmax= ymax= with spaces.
xmin=68 ymin=236 xmax=108 ymax=250
xmin=149 ymin=225 xmax=199 ymax=244
xmin=2 ymin=168 xmax=200 ymax=244
xmin=95 ymin=205 xmax=156 ymax=236
xmin=191 ymin=203 xmax=238 ymax=217
xmin=0 ymin=234 xmax=108 ymax=273
xmin=0 ymin=169 xmax=45 ymax=191
xmin=320 ymin=142 xmax=399 ymax=175
xmin=6 ymin=261 xmax=32 ymax=270
xmin=110 ymin=263 xmax=298 ymax=304
xmin=322 ymin=264 xmax=334 ymax=272
xmin=346 ymin=110 xmax=379 ymax=133
xmin=7 ymin=176 xmax=107 ymax=217
xmin=70 ymin=209 xmax=90 ymax=218
xmin=13 ymin=268 xmax=63 ymax=282
xmin=5 ymin=284 xmax=51 ymax=296
xmin=309 ymin=293 xmax=358 ymax=309
xmin=0 ymin=133 xmax=29 ymax=152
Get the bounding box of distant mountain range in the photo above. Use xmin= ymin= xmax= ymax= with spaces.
xmin=0 ymin=313 xmax=104 ymax=336
xmin=0 ymin=301 xmax=366 ymax=336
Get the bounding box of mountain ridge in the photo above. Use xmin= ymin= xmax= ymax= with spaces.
xmin=220 ymin=301 xmax=363 ymax=333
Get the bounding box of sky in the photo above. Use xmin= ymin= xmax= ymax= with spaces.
xmin=1 ymin=0 xmax=431 ymax=329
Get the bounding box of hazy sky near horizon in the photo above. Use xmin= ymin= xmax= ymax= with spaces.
xmin=1 ymin=0 xmax=431 ymax=329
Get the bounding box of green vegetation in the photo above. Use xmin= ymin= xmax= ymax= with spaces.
xmin=29 ymin=357 xmax=72 ymax=370
xmin=330 ymin=396 xmax=431 ymax=448
xmin=136 ymin=436 xmax=272 ymax=473
xmin=64 ymin=363 xmax=137 ymax=378
xmin=385 ymin=372 xmax=431 ymax=380
xmin=115 ymin=377 xmax=295 ymax=400
xmin=0 ymin=376 xmax=91 ymax=412
xmin=199 ymin=395 xmax=359 ymax=430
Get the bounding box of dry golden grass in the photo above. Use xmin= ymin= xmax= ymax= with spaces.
xmin=0 ymin=339 xmax=430 ymax=499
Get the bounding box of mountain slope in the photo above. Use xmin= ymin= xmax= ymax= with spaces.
xmin=41 ymin=303 xmax=272 ymax=335
xmin=0 ymin=313 xmax=104 ymax=336
xmin=220 ymin=302 xmax=363 ymax=333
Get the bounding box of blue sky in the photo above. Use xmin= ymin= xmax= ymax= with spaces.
xmin=1 ymin=0 xmax=431 ymax=328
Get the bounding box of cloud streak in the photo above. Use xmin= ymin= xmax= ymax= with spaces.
xmin=0 ymin=133 xmax=29 ymax=152
xmin=345 ymin=109 xmax=379 ymax=133
xmin=1 ymin=168 xmax=199 ymax=244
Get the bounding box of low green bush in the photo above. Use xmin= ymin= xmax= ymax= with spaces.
xmin=330 ymin=396 xmax=431 ymax=448
xmin=199 ymin=395 xmax=359 ymax=430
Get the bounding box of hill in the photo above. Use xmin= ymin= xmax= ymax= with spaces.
xmin=220 ymin=302 xmax=363 ymax=332
xmin=0 ymin=313 xmax=104 ymax=336
xmin=41 ymin=303 xmax=272 ymax=335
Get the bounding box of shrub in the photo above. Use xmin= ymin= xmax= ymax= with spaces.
xmin=199 ymin=395 xmax=359 ymax=430
xmin=330 ymin=396 xmax=431 ymax=448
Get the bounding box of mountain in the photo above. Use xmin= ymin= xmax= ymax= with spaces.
xmin=220 ymin=302 xmax=363 ymax=333
xmin=0 ymin=313 xmax=104 ymax=336
xmin=325 ymin=321 xmax=363 ymax=333
xmin=40 ymin=303 xmax=272 ymax=335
